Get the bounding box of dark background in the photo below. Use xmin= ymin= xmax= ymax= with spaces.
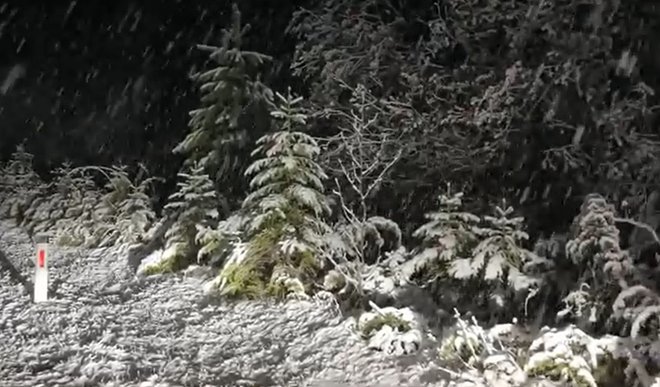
xmin=0 ymin=0 xmax=302 ymax=185
xmin=3 ymin=0 xmax=660 ymax=240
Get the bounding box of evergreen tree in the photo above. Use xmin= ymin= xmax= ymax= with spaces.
xmin=173 ymin=3 xmax=273 ymax=193
xmin=148 ymin=162 xmax=219 ymax=273
xmin=243 ymin=90 xmax=331 ymax=249
xmin=2 ymin=143 xmax=41 ymax=190
xmin=100 ymin=166 xmax=157 ymax=246
xmin=403 ymin=189 xmax=481 ymax=280
xmin=0 ymin=144 xmax=44 ymax=222
xmin=218 ymin=90 xmax=330 ymax=298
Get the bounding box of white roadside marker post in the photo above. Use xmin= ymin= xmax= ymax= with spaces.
xmin=34 ymin=233 xmax=49 ymax=303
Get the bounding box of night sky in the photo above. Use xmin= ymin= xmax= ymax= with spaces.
xmin=0 ymin=0 xmax=301 ymax=177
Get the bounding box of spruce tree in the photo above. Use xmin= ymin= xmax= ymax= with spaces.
xmin=2 ymin=143 xmax=41 ymax=190
xmin=173 ymin=3 xmax=273 ymax=193
xmin=218 ymin=90 xmax=331 ymax=298
xmin=243 ymin=90 xmax=330 ymax=248
xmin=0 ymin=144 xmax=43 ymax=222
xmin=100 ymin=167 xmax=157 ymax=246
xmin=145 ymin=162 xmax=219 ymax=274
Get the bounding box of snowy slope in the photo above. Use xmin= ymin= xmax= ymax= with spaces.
xmin=0 ymin=221 xmax=453 ymax=387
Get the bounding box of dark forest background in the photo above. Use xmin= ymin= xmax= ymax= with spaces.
xmin=0 ymin=0 xmax=304 ymax=202
xmin=2 ymin=0 xmax=660 ymax=243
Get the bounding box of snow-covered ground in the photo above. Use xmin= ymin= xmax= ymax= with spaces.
xmin=0 ymin=221 xmax=452 ymax=387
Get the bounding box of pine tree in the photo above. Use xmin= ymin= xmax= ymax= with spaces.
xmin=145 ymin=162 xmax=219 ymax=273
xmin=101 ymin=167 xmax=157 ymax=246
xmin=217 ymin=90 xmax=331 ymax=298
xmin=400 ymin=189 xmax=481 ymax=280
xmin=173 ymin=3 xmax=273 ymax=190
xmin=0 ymin=144 xmax=44 ymax=222
xmin=243 ymin=90 xmax=331 ymax=246
xmin=461 ymin=199 xmax=528 ymax=281
xmin=404 ymin=191 xmax=528 ymax=282
xmin=2 ymin=143 xmax=41 ymax=190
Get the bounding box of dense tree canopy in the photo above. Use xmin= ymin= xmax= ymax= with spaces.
xmin=2 ymin=0 xmax=660 ymax=239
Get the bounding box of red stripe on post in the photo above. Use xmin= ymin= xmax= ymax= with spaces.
xmin=38 ymin=249 xmax=45 ymax=268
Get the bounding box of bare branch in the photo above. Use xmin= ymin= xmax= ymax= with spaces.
xmin=365 ymin=148 xmax=403 ymax=198
xmin=322 ymin=83 xmax=406 ymax=222
xmin=614 ymin=216 xmax=660 ymax=247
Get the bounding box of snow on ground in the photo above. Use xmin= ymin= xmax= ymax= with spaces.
xmin=0 ymin=221 xmax=452 ymax=387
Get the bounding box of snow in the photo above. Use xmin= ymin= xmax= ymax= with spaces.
xmin=358 ymin=306 xmax=425 ymax=356
xmin=0 ymin=220 xmax=453 ymax=386
xmin=136 ymin=248 xmax=164 ymax=275
xmin=1 ymin=64 xmax=26 ymax=95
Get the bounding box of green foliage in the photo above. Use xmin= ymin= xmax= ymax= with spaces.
xmin=526 ymin=358 xmax=596 ymax=387
xmin=141 ymin=253 xmax=180 ymax=276
xmin=216 ymin=243 xmax=314 ymax=300
xmin=437 ymin=313 xmax=490 ymax=367
xmin=359 ymin=312 xmax=411 ymax=339
xmin=221 ymin=90 xmax=331 ymax=299
xmin=195 ymin=213 xmax=249 ymax=266
xmin=247 ymin=212 xmax=287 ymax=256
xmin=439 ymin=334 xmax=485 ymax=366
xmin=195 ymin=214 xmax=242 ymax=265
xmin=195 ymin=227 xmax=231 ymax=262
xmin=219 ymin=259 xmax=270 ymax=299
xmin=173 ymin=3 xmax=273 ymax=191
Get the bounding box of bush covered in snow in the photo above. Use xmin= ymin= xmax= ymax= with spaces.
xmin=140 ymin=162 xmax=220 ymax=275
xmin=4 ymin=140 xmax=660 ymax=386
xmin=0 ymin=149 xmax=156 ymax=249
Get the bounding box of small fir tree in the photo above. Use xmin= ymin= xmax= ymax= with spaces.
xmin=401 ymin=188 xmax=481 ymax=280
xmin=147 ymin=162 xmax=219 ymax=273
xmin=243 ymin=90 xmax=330 ymax=247
xmin=455 ymin=199 xmax=528 ymax=281
xmin=0 ymin=144 xmax=44 ymax=222
xmin=2 ymin=143 xmax=41 ymax=190
xmin=101 ymin=166 xmax=157 ymax=246
xmin=219 ymin=90 xmax=331 ymax=298
xmin=173 ymin=3 xmax=273 ymax=191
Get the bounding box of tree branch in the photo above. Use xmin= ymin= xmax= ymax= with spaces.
xmin=614 ymin=216 xmax=660 ymax=248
